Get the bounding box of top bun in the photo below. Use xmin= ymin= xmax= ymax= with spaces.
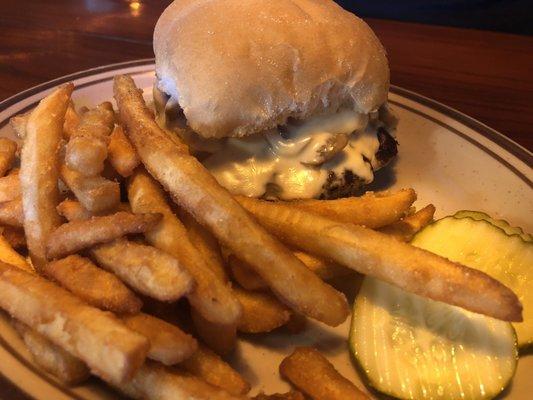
xmin=154 ymin=0 xmax=389 ymax=139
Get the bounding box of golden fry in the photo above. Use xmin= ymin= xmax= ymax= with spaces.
xmin=180 ymin=210 xmax=238 ymax=354
xmin=0 ymin=170 xmax=20 ymax=202
xmin=190 ymin=309 xmax=237 ymax=356
xmin=287 ymin=189 xmax=416 ymax=228
xmin=0 ymin=233 xmax=31 ymax=272
xmin=238 ymin=197 xmax=523 ymax=322
xmin=57 ymin=199 xmax=130 ymax=221
xmin=254 ymin=391 xmax=305 ymax=400
xmin=63 ymin=101 xmax=80 ymax=139
xmin=0 ymin=262 xmax=149 ymax=383
xmin=46 ymin=211 xmax=161 ymax=259
xmin=57 ymin=199 xmax=94 ymax=221
xmin=108 ymin=125 xmax=140 ymax=177
xmin=20 ymin=84 xmax=72 ymax=269
xmin=1 ymin=226 xmax=26 ymax=250
xmin=182 ymin=345 xmax=251 ymax=395
xmin=293 ymin=251 xmax=353 ymax=280
xmin=1 ymin=234 xmax=90 ymax=385
xmin=280 ymin=347 xmax=369 ymax=400
xmin=65 ymin=102 xmax=114 ymax=176
xmin=115 ymin=75 xmax=348 ymax=327
xmin=60 ymin=163 xmax=120 ymax=213
xmin=43 ymin=255 xmax=142 ymax=314
xmin=122 ymin=313 xmax=197 ymax=365
xmin=180 ymin=209 xmax=228 ymax=282
xmin=228 ymin=255 xmax=268 ymax=291
xmin=127 ymin=168 xmax=241 ymax=326
xmin=229 ymin=251 xmax=352 ymax=291
xmin=12 ymin=320 xmax=90 ymax=385
xmin=90 ymin=238 xmax=194 ymax=301
xmin=0 ymin=138 xmax=17 ymax=177
xmin=114 ymin=361 xmax=246 ymax=400
xmin=0 ymin=198 xmax=23 ymax=227
xmin=379 ymin=204 xmax=436 ymax=242
xmin=234 ymin=287 xmax=292 ymax=333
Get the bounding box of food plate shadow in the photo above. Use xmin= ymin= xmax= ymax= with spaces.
xmin=240 ymin=324 xmax=347 ymax=357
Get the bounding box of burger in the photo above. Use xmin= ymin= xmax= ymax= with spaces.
xmin=152 ymin=0 xmax=398 ymax=200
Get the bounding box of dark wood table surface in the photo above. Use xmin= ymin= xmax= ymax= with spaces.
xmin=1 ymin=0 xmax=532 ymax=152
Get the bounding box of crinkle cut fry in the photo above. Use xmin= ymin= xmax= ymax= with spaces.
xmin=0 ymin=262 xmax=149 ymax=383
xmin=237 ymin=196 xmax=523 ymax=322
xmin=114 ymin=75 xmax=349 ymax=327
xmin=20 ymin=83 xmax=73 ymax=269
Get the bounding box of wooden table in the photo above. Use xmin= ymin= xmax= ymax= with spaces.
xmin=1 ymin=0 xmax=532 ymax=151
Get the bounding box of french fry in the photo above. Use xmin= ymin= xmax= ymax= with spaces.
xmin=114 ymin=361 xmax=246 ymax=400
xmin=234 ymin=287 xmax=292 ymax=333
xmin=0 ymin=198 xmax=23 ymax=227
xmin=182 ymin=345 xmax=251 ymax=395
xmin=9 ymin=113 xmax=28 ymax=139
xmin=0 ymin=170 xmax=20 ymax=202
xmin=20 ymin=84 xmax=72 ymax=269
xmin=57 ymin=199 xmax=130 ymax=221
xmin=108 ymin=125 xmax=140 ymax=177
xmin=0 ymin=262 xmax=149 ymax=383
xmin=46 ymin=211 xmax=161 ymax=259
xmin=122 ymin=313 xmax=197 ymax=365
xmin=237 ymin=197 xmax=523 ymax=322
xmin=0 ymin=138 xmax=17 ymax=177
xmin=254 ymin=391 xmax=305 ymax=400
xmin=127 ymin=169 xmax=242 ymax=326
xmin=379 ymin=204 xmax=436 ymax=242
xmin=1 ymin=226 xmax=26 ymax=250
xmin=63 ymin=101 xmax=80 ymax=139
xmin=180 ymin=209 xmax=228 ymax=282
xmin=190 ymin=309 xmax=236 ymax=356
xmin=1 ymin=234 xmax=91 ymax=384
xmin=43 ymin=255 xmax=142 ymax=314
xmin=229 ymin=251 xmax=352 ymax=292
xmin=293 ymin=251 xmax=353 ymax=280
xmin=12 ymin=320 xmax=90 ymax=385
xmin=228 ymin=255 xmax=268 ymax=291
xmin=180 ymin=209 xmax=238 ymax=354
xmin=65 ymin=102 xmax=114 ymax=176
xmin=0 ymin=233 xmax=30 ymax=272
xmin=115 ymin=75 xmax=349 ymax=327
xmin=57 ymin=199 xmax=94 ymax=221
xmin=90 ymin=238 xmax=194 ymax=301
xmin=287 ymin=189 xmax=416 ymax=228
xmin=280 ymin=347 xmax=369 ymax=400
xmin=60 ymin=164 xmax=120 ymax=213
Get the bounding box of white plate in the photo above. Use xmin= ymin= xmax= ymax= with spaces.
xmin=0 ymin=60 xmax=531 ymax=400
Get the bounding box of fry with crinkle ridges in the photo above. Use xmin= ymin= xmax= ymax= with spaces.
xmin=46 ymin=211 xmax=161 ymax=259
xmin=20 ymin=84 xmax=72 ymax=269
xmin=127 ymin=168 xmax=241 ymax=326
xmin=114 ymin=75 xmax=349 ymax=327
xmin=0 ymin=262 xmax=149 ymax=383
xmin=237 ymin=196 xmax=523 ymax=322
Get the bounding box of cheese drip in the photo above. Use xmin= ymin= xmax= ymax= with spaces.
xmin=202 ymin=109 xmax=390 ymax=200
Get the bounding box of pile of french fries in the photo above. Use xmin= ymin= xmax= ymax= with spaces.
xmin=0 ymin=76 xmax=521 ymax=400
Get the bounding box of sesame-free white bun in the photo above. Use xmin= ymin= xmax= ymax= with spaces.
xmin=154 ymin=0 xmax=390 ymax=139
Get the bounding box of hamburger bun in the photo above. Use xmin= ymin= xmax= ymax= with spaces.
xmin=154 ymin=0 xmax=389 ymax=139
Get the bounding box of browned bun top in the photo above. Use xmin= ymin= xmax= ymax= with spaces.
xmin=154 ymin=0 xmax=390 ymax=139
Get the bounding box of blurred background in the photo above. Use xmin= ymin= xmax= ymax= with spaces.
xmin=1 ymin=0 xmax=532 ymax=149
xmin=338 ymin=0 xmax=532 ymax=35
